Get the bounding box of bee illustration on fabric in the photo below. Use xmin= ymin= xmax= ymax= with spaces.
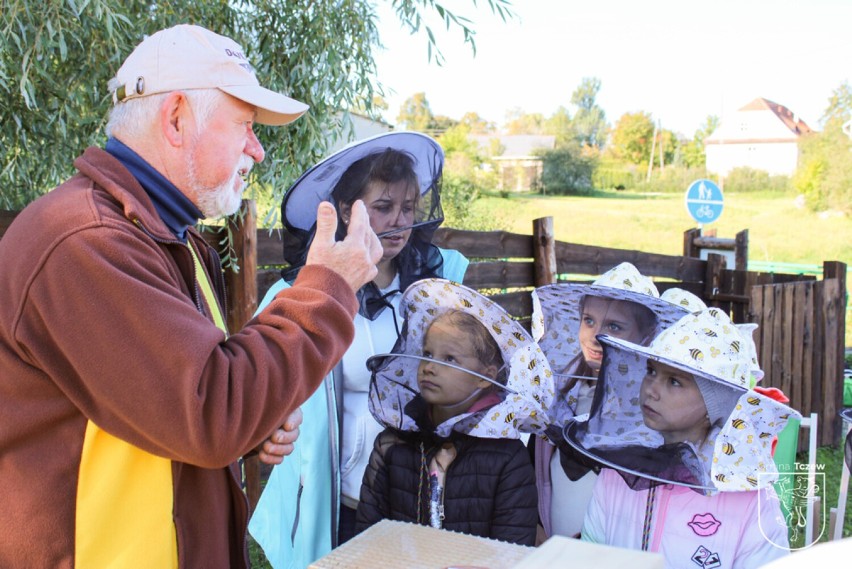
xmin=731 ymin=418 xmax=746 ymax=430
xmin=513 ymin=331 xmax=525 ymax=341
xmin=747 ymin=476 xmax=758 ymax=487
xmin=395 ymin=368 xmax=404 ymax=377
xmin=618 ymin=363 xmax=629 ymax=375
xmin=426 ymin=307 xmax=437 ymax=316
xmin=501 ymin=428 xmax=510 ymax=437
xmin=527 ymin=359 xmax=537 ymax=371
xmin=419 ymin=289 xmax=430 ymax=298
xmin=460 ymin=298 xmax=472 ymax=308
xmin=722 ymin=442 xmax=735 ymax=455
xmin=703 ymin=328 xmax=718 ymax=338
xmin=730 ymin=340 xmax=741 ymax=353
xmin=544 ymin=368 xmax=552 ymax=378
xmin=715 ymin=473 xmax=727 ymax=483
xmin=504 ymin=412 xmax=515 ymax=424
xmin=747 ymin=396 xmax=761 ymax=406
xmin=490 ymin=323 xmax=502 ymax=335
xmin=759 ymin=432 xmax=773 ymax=439
xmin=532 ymin=375 xmax=541 ymax=386
xmin=377 ymin=391 xmax=386 ymax=401
xmin=689 ymin=348 xmax=704 ymax=361
xmin=623 ymin=278 xmax=633 ymax=288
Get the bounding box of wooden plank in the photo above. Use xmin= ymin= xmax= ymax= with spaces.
xmin=683 ymin=227 xmax=701 ymax=258
xmin=553 ymin=242 xmax=707 ymax=281
xmin=751 ymin=285 xmax=767 ymax=380
xmin=821 ymin=278 xmax=841 ymax=446
xmin=811 ymin=282 xmax=825 ymax=446
xmin=693 ymin=236 xmax=736 ymax=250
xmin=760 ymin=285 xmax=776 ymax=390
xmin=704 ymin=253 xmax=726 ymax=310
xmin=734 ymin=229 xmax=748 ymax=272
xmin=462 ymin=261 xmax=535 ymax=290
xmin=770 ymin=284 xmax=784 ymax=392
xmin=790 ymin=283 xmax=806 ymax=415
xmin=781 ymin=283 xmax=794 ymax=404
xmin=801 ymin=282 xmax=814 ymax=416
xmin=433 ymin=227 xmax=534 ymax=259
xmin=732 ymin=267 xmax=747 ymax=322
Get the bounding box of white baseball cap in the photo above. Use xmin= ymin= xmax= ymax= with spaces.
xmin=112 ymin=24 xmax=308 ymax=126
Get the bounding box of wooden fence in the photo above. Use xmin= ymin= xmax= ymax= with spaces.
xmin=1 ymin=203 xmax=847 ymax=497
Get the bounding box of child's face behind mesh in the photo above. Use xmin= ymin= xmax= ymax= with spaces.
xmin=639 ymin=360 xmax=710 ymax=445
xmin=417 ymin=319 xmax=495 ymax=411
xmin=579 ymin=296 xmax=656 ymax=371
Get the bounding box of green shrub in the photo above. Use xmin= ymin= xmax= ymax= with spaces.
xmin=724 ymin=167 xmax=791 ymax=194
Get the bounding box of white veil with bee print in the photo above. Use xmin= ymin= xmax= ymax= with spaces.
xmin=367 ymin=279 xmax=555 ymax=439
xmin=562 ymin=309 xmax=801 ymax=495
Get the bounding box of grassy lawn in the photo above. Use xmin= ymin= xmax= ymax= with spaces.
xmin=470 ymin=189 xmax=851 ymax=347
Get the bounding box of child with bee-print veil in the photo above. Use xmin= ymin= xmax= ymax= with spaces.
xmin=356 ymin=279 xmax=554 ymax=545
xmin=568 ymin=307 xmax=800 ymax=568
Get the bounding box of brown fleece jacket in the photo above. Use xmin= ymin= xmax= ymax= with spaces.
xmin=0 ymin=147 xmax=358 ymax=568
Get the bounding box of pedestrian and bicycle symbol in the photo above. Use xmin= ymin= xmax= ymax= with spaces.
xmin=685 ymin=179 xmax=724 ymax=224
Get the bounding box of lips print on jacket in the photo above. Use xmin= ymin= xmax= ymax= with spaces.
xmin=688 ymin=513 xmax=721 ymax=537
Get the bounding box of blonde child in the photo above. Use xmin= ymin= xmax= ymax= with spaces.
xmin=531 ymin=263 xmax=690 ymax=539
xmin=356 ymin=279 xmax=554 ymax=545
xmin=569 ymin=308 xmax=799 ymax=569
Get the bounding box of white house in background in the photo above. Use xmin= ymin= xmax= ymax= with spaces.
xmin=470 ymin=134 xmax=556 ymax=192
xmin=704 ymin=98 xmax=812 ymax=177
xmin=326 ymin=112 xmax=393 ymax=153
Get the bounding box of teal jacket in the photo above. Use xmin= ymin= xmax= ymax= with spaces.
xmin=248 ymin=248 xmax=468 ymax=569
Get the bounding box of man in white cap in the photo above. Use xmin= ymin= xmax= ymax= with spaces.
xmin=0 ymin=24 xmax=381 ymax=568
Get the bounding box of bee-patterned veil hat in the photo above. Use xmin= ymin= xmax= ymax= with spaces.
xmin=563 ymin=307 xmax=801 ymax=495
xmin=367 ymin=279 xmax=555 ymax=439
xmin=532 ymin=262 xmax=690 ymax=428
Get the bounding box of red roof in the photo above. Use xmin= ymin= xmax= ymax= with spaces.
xmin=739 ymin=97 xmax=812 ymax=135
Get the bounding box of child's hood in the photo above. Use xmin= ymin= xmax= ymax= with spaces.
xmin=367 ymin=278 xmax=555 ymax=439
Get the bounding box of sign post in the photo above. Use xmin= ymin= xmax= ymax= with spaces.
xmin=685 ymin=178 xmax=724 ymax=226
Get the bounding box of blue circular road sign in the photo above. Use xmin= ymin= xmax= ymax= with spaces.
xmin=685 ymin=179 xmax=724 ymax=224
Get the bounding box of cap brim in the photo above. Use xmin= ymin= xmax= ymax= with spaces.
xmin=282 ymin=131 xmax=443 ymax=232
xmin=220 ymin=84 xmax=308 ymax=126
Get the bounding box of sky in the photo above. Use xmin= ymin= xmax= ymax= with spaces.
xmin=372 ymin=0 xmax=852 ymax=137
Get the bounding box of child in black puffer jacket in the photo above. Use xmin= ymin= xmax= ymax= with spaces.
xmin=356 ymin=279 xmax=554 ymax=545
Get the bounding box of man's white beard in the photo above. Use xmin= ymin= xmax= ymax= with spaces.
xmin=191 ymin=154 xmax=254 ymax=219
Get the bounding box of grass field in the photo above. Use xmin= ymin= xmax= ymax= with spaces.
xmin=468 ymin=189 xmax=851 ymax=347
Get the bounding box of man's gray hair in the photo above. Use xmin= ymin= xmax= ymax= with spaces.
xmin=105 ymin=80 xmax=224 ymax=139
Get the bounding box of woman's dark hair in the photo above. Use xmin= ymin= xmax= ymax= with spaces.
xmin=282 ymin=147 xmax=444 ymax=288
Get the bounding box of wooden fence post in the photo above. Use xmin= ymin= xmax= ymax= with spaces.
xmin=222 ymin=200 xmax=262 ymax=513
xmin=822 ymin=261 xmax=847 ymax=444
xmin=734 ymin=229 xmax=749 ymax=272
xmin=683 ymin=228 xmax=701 ymax=258
xmin=533 ymin=216 xmax=557 ymax=286
xmin=704 ymin=253 xmax=727 ymax=307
